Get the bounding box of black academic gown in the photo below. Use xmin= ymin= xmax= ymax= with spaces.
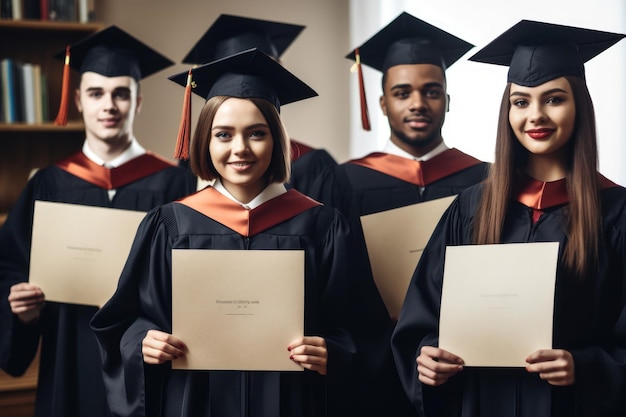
xmin=307 ymin=148 xmax=490 ymax=417
xmin=90 ymin=187 xmax=364 ymax=417
xmin=0 ymin=151 xmax=195 ymax=417
xmin=287 ymin=147 xmax=337 ymax=197
xmin=391 ymin=176 xmax=626 ymax=417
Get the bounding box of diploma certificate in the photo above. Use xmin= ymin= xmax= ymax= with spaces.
xmin=29 ymin=201 xmax=145 ymax=307
xmin=360 ymin=195 xmax=456 ymax=319
xmin=172 ymin=249 xmax=304 ymax=371
xmin=439 ymin=242 xmax=559 ymax=367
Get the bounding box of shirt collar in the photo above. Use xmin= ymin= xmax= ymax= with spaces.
xmin=212 ymin=179 xmax=287 ymax=210
xmin=82 ymin=138 xmax=146 ymax=168
xmin=382 ymin=139 xmax=448 ymax=162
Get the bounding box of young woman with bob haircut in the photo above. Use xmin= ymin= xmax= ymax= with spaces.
xmin=91 ymin=49 xmax=374 ymax=417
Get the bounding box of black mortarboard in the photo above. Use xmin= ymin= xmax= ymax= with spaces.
xmin=170 ymin=48 xmax=317 ymax=109
xmin=52 ymin=25 xmax=174 ymax=126
xmin=469 ymin=20 xmax=626 ymax=87
xmin=346 ymin=12 xmax=474 ymax=73
xmin=170 ymin=48 xmax=317 ymax=159
xmin=54 ymin=25 xmax=174 ymax=80
xmin=181 ymin=14 xmax=305 ymax=65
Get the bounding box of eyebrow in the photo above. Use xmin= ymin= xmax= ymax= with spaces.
xmin=211 ymin=123 xmax=269 ymax=131
xmin=390 ymin=81 xmax=444 ymax=91
xmin=510 ymin=87 xmax=570 ymax=98
xmin=84 ymin=86 xmax=132 ymax=92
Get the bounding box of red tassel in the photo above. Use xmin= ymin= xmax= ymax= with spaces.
xmin=173 ymin=68 xmax=193 ymax=160
xmin=355 ymin=48 xmax=371 ymax=131
xmin=54 ymin=46 xmax=71 ymax=126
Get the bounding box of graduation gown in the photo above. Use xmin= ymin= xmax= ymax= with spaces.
xmin=287 ymin=146 xmax=337 ymax=198
xmin=305 ymin=149 xmax=489 ymax=416
xmin=0 ymin=151 xmax=195 ymax=417
xmin=391 ymin=176 xmax=626 ymax=417
xmin=90 ymin=187 xmax=364 ymax=417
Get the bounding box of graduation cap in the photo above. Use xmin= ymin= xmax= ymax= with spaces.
xmin=53 ymin=25 xmax=174 ymax=126
xmin=347 ymin=12 xmax=474 ymax=72
xmin=181 ymin=14 xmax=305 ymax=64
xmin=469 ymin=20 xmax=626 ymax=87
xmin=169 ymin=48 xmax=317 ymax=160
xmin=346 ymin=12 xmax=474 ymax=130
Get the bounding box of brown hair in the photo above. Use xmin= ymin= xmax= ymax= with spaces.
xmin=473 ymin=76 xmax=601 ymax=277
xmin=189 ymin=96 xmax=291 ymax=184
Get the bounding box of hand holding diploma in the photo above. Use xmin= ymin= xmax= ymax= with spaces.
xmin=8 ymin=282 xmax=45 ymax=323
xmin=142 ymin=329 xmax=187 ymax=365
xmin=417 ymin=346 xmax=575 ymax=387
xmin=288 ymin=336 xmax=328 ymax=375
xmin=416 ymin=346 xmax=464 ymax=386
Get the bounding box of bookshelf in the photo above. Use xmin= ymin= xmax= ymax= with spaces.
xmin=0 ymin=20 xmax=101 ymax=417
xmin=0 ymin=20 xmax=102 ymax=225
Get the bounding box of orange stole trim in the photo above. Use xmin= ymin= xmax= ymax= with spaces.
xmin=515 ymin=176 xmax=568 ymax=210
xmin=56 ymin=151 xmax=175 ymax=190
xmin=515 ymin=172 xmax=619 ymax=211
xmin=178 ymin=187 xmax=322 ymax=237
xmin=290 ymin=139 xmax=315 ymax=162
xmin=349 ymin=148 xmax=482 ymax=186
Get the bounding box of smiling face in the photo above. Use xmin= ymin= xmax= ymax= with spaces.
xmin=209 ymin=97 xmax=274 ymax=203
xmin=508 ymin=77 xmax=576 ymax=178
xmin=379 ymin=63 xmax=448 ymax=157
xmin=75 ymin=72 xmax=142 ymax=151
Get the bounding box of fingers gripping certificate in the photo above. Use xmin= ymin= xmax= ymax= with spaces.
xmin=439 ymin=242 xmax=559 ymax=367
xmin=172 ymin=249 xmax=304 ymax=371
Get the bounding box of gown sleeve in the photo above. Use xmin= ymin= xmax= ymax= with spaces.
xmin=567 ymin=191 xmax=626 ymax=413
xmin=390 ymin=188 xmax=475 ymax=415
xmin=0 ymin=175 xmax=45 ymax=376
xmin=90 ymin=206 xmax=174 ymax=417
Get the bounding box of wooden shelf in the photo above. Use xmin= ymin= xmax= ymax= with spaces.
xmin=0 ymin=122 xmax=84 ymax=132
xmin=0 ymin=19 xmax=102 ymax=32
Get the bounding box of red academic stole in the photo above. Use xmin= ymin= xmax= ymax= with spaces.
xmin=56 ymin=151 xmax=175 ymax=190
xmin=179 ymin=187 xmax=322 ymax=236
xmin=348 ymin=148 xmax=482 ymax=186
xmin=290 ymin=139 xmax=315 ymax=162
xmin=514 ymin=173 xmax=618 ymax=223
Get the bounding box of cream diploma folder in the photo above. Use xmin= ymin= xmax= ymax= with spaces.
xmin=360 ymin=195 xmax=456 ymax=319
xmin=29 ymin=201 xmax=146 ymax=307
xmin=172 ymin=249 xmax=304 ymax=371
xmin=439 ymin=242 xmax=559 ymax=367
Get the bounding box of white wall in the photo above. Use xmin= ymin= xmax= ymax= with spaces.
xmin=349 ymin=0 xmax=626 ymax=185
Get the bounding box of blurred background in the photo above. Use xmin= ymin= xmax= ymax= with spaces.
xmin=101 ymin=0 xmax=626 ymax=183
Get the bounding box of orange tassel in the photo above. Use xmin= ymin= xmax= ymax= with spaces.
xmin=54 ymin=46 xmax=71 ymax=126
xmin=355 ymin=48 xmax=371 ymax=131
xmin=173 ymin=68 xmax=193 ymax=160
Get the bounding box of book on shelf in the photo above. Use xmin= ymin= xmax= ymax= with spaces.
xmin=0 ymin=67 xmax=4 ymax=123
xmin=12 ymin=58 xmax=25 ymax=123
xmin=21 ymin=63 xmax=36 ymax=124
xmin=1 ymin=58 xmax=50 ymax=125
xmin=33 ymin=63 xmax=43 ymax=123
xmin=40 ymin=71 xmax=48 ymax=122
xmin=0 ymin=0 xmax=13 ymax=19
xmin=1 ymin=59 xmax=16 ymax=123
xmin=1 ymin=0 xmax=95 ymax=22
xmin=23 ymin=0 xmax=40 ymax=19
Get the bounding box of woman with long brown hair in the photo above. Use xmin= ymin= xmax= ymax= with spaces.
xmin=392 ymin=21 xmax=626 ymax=417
